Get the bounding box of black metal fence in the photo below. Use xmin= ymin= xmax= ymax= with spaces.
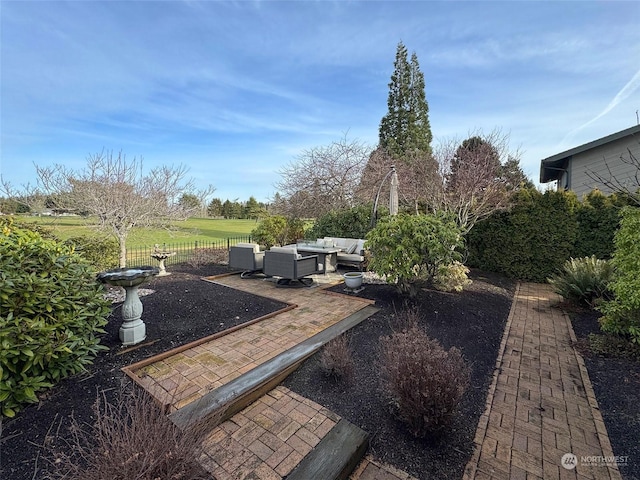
xmin=127 ymin=236 xmax=252 ymax=267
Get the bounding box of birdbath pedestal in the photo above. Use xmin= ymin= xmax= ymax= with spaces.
xmin=97 ymin=266 xmax=159 ymax=346
xmin=150 ymin=251 xmax=176 ymax=276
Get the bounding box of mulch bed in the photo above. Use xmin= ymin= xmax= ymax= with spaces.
xmin=4 ymin=264 xmax=637 ymax=480
xmin=283 ymin=270 xmax=516 ymax=480
xmin=568 ymin=309 xmax=640 ymax=480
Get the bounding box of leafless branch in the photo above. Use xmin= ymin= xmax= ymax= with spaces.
xmin=585 ymin=144 xmax=640 ymax=206
xmin=275 ymin=135 xmax=372 ymax=217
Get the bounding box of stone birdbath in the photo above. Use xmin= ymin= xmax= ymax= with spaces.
xmin=150 ymin=245 xmax=176 ymax=276
xmin=97 ymin=266 xmax=159 ymax=346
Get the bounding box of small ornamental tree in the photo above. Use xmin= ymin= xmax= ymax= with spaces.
xmin=366 ymin=213 xmax=463 ymax=297
xmin=3 ymin=151 xmax=215 ymax=267
xmin=598 ymin=207 xmax=640 ymax=342
xmin=250 ymin=215 xmax=305 ymax=249
xmin=0 ymin=219 xmax=111 ymax=417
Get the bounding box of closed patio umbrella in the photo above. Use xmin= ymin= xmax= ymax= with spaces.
xmin=389 ymin=166 xmax=399 ymax=215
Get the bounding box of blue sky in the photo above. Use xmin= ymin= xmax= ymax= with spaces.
xmin=2 ymin=0 xmax=639 ymax=203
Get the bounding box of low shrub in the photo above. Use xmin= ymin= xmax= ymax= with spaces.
xmin=433 ymin=261 xmax=472 ymax=293
xmin=306 ymin=204 xmax=375 ymax=240
xmin=319 ymin=335 xmax=353 ymax=380
xmin=379 ymin=325 xmax=470 ymax=437
xmin=64 ymin=235 xmax=119 ymax=272
xmin=50 ymin=385 xmax=210 ymax=480
xmin=188 ymin=247 xmax=228 ymax=268
xmin=0 ymin=219 xmax=111 ymax=417
xmin=547 ymin=256 xmax=613 ymax=308
xmin=588 ymin=333 xmax=640 ymax=361
xmin=392 ymin=304 xmax=421 ymax=332
xmin=366 ymin=213 xmax=463 ymax=298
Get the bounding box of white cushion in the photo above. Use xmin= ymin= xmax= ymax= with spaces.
xmin=347 ymin=242 xmax=358 ymax=254
xmin=269 ymin=246 xmax=297 ymax=255
xmin=235 ymin=242 xmax=260 ymax=253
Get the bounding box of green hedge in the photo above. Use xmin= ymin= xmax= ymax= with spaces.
xmin=467 ymin=188 xmax=629 ymax=281
xmin=572 ymin=190 xmax=627 ymax=259
xmin=467 ymin=189 xmax=578 ymax=282
xmin=306 ymin=204 xmax=378 ymax=240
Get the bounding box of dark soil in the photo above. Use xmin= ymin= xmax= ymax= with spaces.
xmin=283 ymin=270 xmax=516 ymax=480
xmin=568 ymin=309 xmax=640 ymax=480
xmin=0 ymin=263 xmax=287 ymax=480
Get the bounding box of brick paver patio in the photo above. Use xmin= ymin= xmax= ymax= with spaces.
xmin=126 ymin=274 xmax=375 ymax=410
xmin=464 ymin=282 xmax=622 ymax=480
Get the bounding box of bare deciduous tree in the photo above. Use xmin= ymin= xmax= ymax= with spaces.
xmin=357 ymin=147 xmax=441 ymax=214
xmin=274 ymin=136 xmax=372 ymax=218
xmin=5 ymin=151 xmax=214 ymax=267
xmin=433 ymin=129 xmax=525 ymax=234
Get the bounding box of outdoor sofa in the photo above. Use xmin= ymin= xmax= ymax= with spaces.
xmin=319 ymin=237 xmax=367 ymax=271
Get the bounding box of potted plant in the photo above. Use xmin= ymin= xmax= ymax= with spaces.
xmin=343 ymin=271 xmax=364 ymax=289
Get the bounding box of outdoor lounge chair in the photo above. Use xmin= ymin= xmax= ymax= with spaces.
xmin=229 ymin=243 xmax=264 ymax=278
xmin=263 ymin=246 xmax=319 ymax=287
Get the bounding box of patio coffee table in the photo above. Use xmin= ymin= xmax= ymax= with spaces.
xmin=296 ymin=244 xmax=342 ymax=273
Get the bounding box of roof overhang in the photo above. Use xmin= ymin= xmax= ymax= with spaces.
xmin=540 ymin=156 xmax=570 ymax=183
xmin=539 ymin=124 xmax=640 ymax=183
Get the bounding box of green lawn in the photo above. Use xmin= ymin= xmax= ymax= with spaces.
xmin=17 ymin=216 xmax=257 ymax=248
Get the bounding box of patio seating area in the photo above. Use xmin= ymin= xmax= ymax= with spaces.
xmin=228 ymin=239 xmax=367 ymax=285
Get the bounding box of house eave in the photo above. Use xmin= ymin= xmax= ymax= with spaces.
xmin=539 ymin=124 xmax=640 ymax=184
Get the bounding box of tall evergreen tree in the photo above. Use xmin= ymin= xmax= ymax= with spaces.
xmin=379 ymin=42 xmax=432 ymax=158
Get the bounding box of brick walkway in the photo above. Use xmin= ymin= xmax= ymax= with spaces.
xmin=464 ymin=283 xmax=622 ymax=480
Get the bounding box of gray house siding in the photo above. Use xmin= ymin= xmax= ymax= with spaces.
xmin=569 ymin=136 xmax=640 ymax=198
xmin=540 ymin=125 xmax=640 ymax=198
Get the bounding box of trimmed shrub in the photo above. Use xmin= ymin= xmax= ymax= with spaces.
xmin=598 ymin=207 xmax=640 ymax=343
xmin=0 ymin=219 xmax=110 ymax=417
xmin=572 ymin=190 xmax=625 ymax=260
xmin=467 ymin=188 xmax=578 ymax=282
xmin=547 ymin=256 xmax=613 ymax=308
xmin=251 ymin=215 xmax=304 ymax=248
xmin=379 ymin=325 xmax=470 ymax=437
xmin=306 ymin=204 xmax=376 ymax=240
xmin=433 ymin=261 xmax=472 ymax=293
xmin=319 ymin=335 xmax=354 ymax=380
xmin=366 ymin=213 xmax=464 ymax=297
xmin=63 ymin=235 xmax=119 ymax=272
xmin=50 ymin=385 xmax=210 ymax=480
